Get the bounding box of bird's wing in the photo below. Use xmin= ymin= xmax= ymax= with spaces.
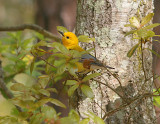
xmin=79 ymin=54 xmax=114 ymax=69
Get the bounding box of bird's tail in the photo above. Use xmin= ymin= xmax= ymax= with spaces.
xmin=104 ymin=65 xmax=115 ymax=69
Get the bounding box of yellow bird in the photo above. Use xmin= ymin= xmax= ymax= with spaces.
xmin=59 ymin=31 xmax=114 ymax=73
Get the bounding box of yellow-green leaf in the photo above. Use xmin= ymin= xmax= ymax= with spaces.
xmin=46 ymin=88 xmax=58 ymax=94
xmin=93 ymin=116 xmax=105 ymax=124
xmin=78 ymin=35 xmax=95 ymax=43
xmin=68 ymin=109 xmax=80 ymax=122
xmin=82 ymin=73 xmax=101 ymax=82
xmin=127 ymin=43 xmax=139 ymax=58
xmin=125 ymin=30 xmax=137 ymax=37
xmin=141 ymin=13 xmax=154 ymax=26
xmin=57 ymin=26 xmax=69 ymax=34
xmin=66 ymin=80 xmax=78 ymax=85
xmin=144 ymin=23 xmax=160 ymax=29
xmin=129 ymin=17 xmax=140 ymax=28
xmin=68 ymin=84 xmax=79 ymax=97
xmin=50 ymin=98 xmax=66 ymax=108
xmin=81 ymin=84 xmax=94 ymax=99
xmin=57 ymin=64 xmax=66 ymax=75
xmin=79 ymin=118 xmax=90 ymax=124
xmin=137 ymin=29 xmax=155 ymax=39
xmin=41 ymin=106 xmax=57 ymax=119
xmin=52 ymin=42 xmax=69 ymax=54
xmin=147 ymin=48 xmax=160 ymax=58
xmin=124 ymin=24 xmax=136 ymax=28
xmin=39 ymin=89 xmax=50 ymax=97
xmin=10 ymin=83 xmax=27 ymax=92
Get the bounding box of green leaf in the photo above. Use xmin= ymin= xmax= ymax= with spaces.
xmin=127 ymin=43 xmax=139 ymax=58
xmin=12 ymin=99 xmax=34 ymax=109
xmin=79 ymin=118 xmax=90 ymax=124
xmin=82 ymin=73 xmax=101 ymax=82
xmin=22 ymin=37 xmax=34 ymax=48
xmin=57 ymin=64 xmax=66 ymax=75
xmin=69 ymin=109 xmax=80 ymax=122
xmin=87 ymin=112 xmax=105 ymax=124
xmin=52 ymin=42 xmax=69 ymax=54
xmin=34 ymin=41 xmax=47 ymax=47
xmin=38 ymin=76 xmax=50 ymax=88
xmin=66 ymin=80 xmax=78 ymax=85
xmin=137 ymin=28 xmax=155 ymax=39
xmin=141 ymin=13 xmax=154 ymax=26
xmin=13 ymin=73 xmax=34 ymax=87
xmin=145 ymin=30 xmax=155 ymax=38
xmin=85 ymin=48 xmax=95 ymax=53
xmin=68 ymin=84 xmax=79 ymax=97
xmin=124 ymin=24 xmax=136 ymax=28
xmin=34 ymin=32 xmax=45 ymax=40
xmin=10 ymin=83 xmax=27 ymax=92
xmin=30 ymin=57 xmax=36 ymax=74
xmin=41 ymin=106 xmax=57 ymax=119
xmin=60 ymin=117 xmax=76 ymax=124
xmin=46 ymin=88 xmax=58 ymax=94
xmin=78 ymin=35 xmax=95 ymax=43
xmin=36 ymin=98 xmax=51 ymax=107
xmin=125 ymin=30 xmax=137 ymax=36
xmin=36 ymin=98 xmax=66 ymax=108
xmin=147 ymin=48 xmax=160 ymax=58
xmin=39 ymin=89 xmax=50 ymax=96
xmin=57 ymin=26 xmax=69 ymax=34
xmin=52 ymin=53 xmax=66 ymax=58
xmin=68 ymin=63 xmax=78 ymax=77
xmin=69 ymin=50 xmax=82 ymax=58
xmin=54 ymin=59 xmax=66 ymax=67
xmin=50 ymin=98 xmax=66 ymax=108
xmin=81 ymin=84 xmax=94 ymax=99
xmin=30 ymin=113 xmax=44 ymax=124
xmin=144 ymin=23 xmax=160 ymax=29
xmin=93 ymin=116 xmax=105 ymax=124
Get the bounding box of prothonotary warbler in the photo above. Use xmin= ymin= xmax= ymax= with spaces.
xmin=58 ymin=31 xmax=114 ymax=73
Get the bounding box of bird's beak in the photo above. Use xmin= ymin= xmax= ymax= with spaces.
xmin=58 ymin=31 xmax=64 ymax=36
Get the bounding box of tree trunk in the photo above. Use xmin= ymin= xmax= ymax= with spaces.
xmin=76 ymin=0 xmax=156 ymax=123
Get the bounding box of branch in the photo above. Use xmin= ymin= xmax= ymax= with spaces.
xmin=93 ymin=79 xmax=125 ymax=101
xmin=31 ymin=52 xmax=57 ymax=68
xmin=141 ymin=39 xmax=147 ymax=80
xmin=0 ymin=24 xmax=61 ymax=42
xmin=105 ymin=69 xmax=126 ymax=98
xmin=0 ymin=61 xmax=13 ymax=99
xmin=102 ymin=93 xmax=153 ymax=120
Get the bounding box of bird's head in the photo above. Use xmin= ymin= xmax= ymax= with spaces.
xmin=59 ymin=31 xmax=79 ymax=49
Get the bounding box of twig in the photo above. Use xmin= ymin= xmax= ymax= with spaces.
xmin=126 ymin=100 xmax=142 ymax=124
xmin=92 ymin=41 xmax=97 ymax=58
xmin=94 ymin=100 xmax=107 ymax=115
xmin=0 ymin=61 xmax=22 ymax=112
xmin=93 ymin=79 xmax=125 ymax=101
xmin=105 ymin=69 xmax=126 ymax=99
xmin=141 ymin=39 xmax=147 ymax=81
xmin=97 ymin=81 xmax=104 ymax=118
xmin=0 ymin=24 xmax=61 ymax=42
xmin=0 ymin=61 xmax=13 ymax=99
xmin=31 ymin=52 xmax=56 ymax=68
xmin=102 ymin=93 xmax=153 ymax=120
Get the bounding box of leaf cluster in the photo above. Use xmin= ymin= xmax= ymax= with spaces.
xmin=125 ymin=13 xmax=160 ymax=57
xmin=0 ymin=27 xmax=104 ymax=123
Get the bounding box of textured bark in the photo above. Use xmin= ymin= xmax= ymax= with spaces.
xmin=76 ymin=0 xmax=156 ymax=123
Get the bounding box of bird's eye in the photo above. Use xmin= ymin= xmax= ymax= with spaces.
xmin=66 ymin=36 xmax=69 ymax=39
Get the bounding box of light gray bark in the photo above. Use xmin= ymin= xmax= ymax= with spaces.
xmin=76 ymin=0 xmax=156 ymax=124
